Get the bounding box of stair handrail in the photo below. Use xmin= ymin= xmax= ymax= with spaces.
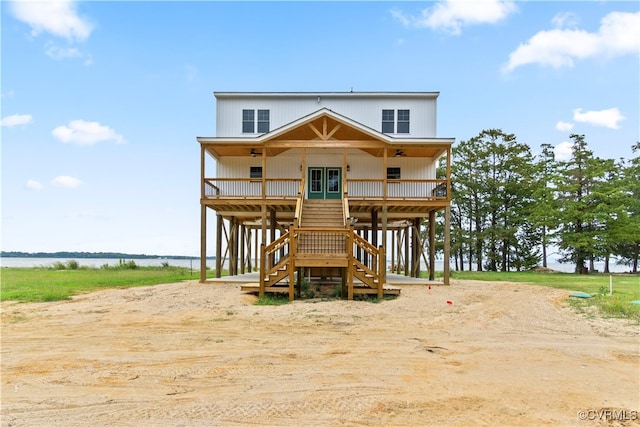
xmin=351 ymin=230 xmax=384 ymax=296
xmin=342 ymin=195 xmax=350 ymax=228
xmin=293 ymin=178 xmax=305 ymax=228
xmin=259 ymin=230 xmax=291 ymax=296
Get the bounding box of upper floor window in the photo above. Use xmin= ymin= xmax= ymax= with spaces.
xmin=242 ymin=109 xmax=270 ymax=133
xmin=381 ymin=109 xmax=410 ymax=134
xmin=257 ymin=110 xmax=270 ymax=133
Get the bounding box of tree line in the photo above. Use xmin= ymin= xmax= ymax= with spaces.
xmin=437 ymin=130 xmax=639 ymax=274
xmin=0 ymin=251 xmax=201 ymax=260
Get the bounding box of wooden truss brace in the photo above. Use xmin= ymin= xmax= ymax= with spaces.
xmin=308 ymin=117 xmax=342 ymax=141
xmin=411 ymin=222 xmax=431 ymax=276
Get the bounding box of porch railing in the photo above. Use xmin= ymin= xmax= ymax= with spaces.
xmin=204 ymin=178 xmax=302 ymax=199
xmin=347 ymin=179 xmax=448 ymax=200
xmin=204 ymin=178 xmax=448 ymax=200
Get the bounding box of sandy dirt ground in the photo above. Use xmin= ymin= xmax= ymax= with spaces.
xmin=1 ymin=279 xmax=639 ymax=427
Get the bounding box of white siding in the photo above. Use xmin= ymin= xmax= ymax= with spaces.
xmin=217 ymin=149 xmax=436 ymax=180
xmin=215 ymin=93 xmax=438 ymax=138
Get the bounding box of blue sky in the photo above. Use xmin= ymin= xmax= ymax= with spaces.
xmin=2 ymin=1 xmax=638 ymax=256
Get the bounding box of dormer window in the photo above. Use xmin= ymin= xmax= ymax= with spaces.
xmin=382 ymin=109 xmax=410 ymax=134
xmin=242 ymin=109 xmax=270 ymax=134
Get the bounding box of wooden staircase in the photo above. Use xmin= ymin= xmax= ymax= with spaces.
xmin=297 ymin=199 xmax=348 ymax=266
xmin=259 ymin=196 xmax=391 ymax=300
xmin=300 ymin=199 xmax=344 ymax=228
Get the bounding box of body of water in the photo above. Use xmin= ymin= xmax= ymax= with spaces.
xmin=1 ymin=257 xmax=633 ymax=274
xmin=0 ymin=257 xmax=208 ymax=270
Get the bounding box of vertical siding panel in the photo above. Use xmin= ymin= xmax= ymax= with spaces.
xmin=215 ymin=94 xmax=438 ymax=137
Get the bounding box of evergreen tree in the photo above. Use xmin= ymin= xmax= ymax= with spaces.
xmin=554 ymin=134 xmax=608 ymax=273
xmin=614 ymin=142 xmax=640 ymax=272
xmin=530 ymin=144 xmax=558 ymax=268
xmin=451 ymin=129 xmax=539 ymax=271
xmin=451 ymin=136 xmax=489 ymax=271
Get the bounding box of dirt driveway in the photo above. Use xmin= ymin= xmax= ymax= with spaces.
xmin=1 ymin=279 xmax=638 ymax=426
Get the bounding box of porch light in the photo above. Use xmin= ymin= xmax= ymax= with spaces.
xmin=347 ymin=164 xmax=350 ymax=172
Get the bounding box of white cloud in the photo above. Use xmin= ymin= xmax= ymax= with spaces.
xmin=551 ymin=12 xmax=579 ymax=30
xmin=45 ymin=41 xmax=82 ymax=60
xmin=391 ymin=0 xmax=516 ymax=35
xmin=51 ymin=175 xmax=83 ymax=188
xmin=555 ymin=121 xmax=574 ymax=132
xmin=52 ymin=120 xmax=126 ymax=146
xmin=25 ymin=180 xmax=44 ymax=191
xmin=1 ymin=113 xmax=33 ymax=127
xmin=503 ymin=11 xmax=640 ymax=73
xmin=554 ymin=141 xmax=574 ymax=161
xmin=573 ymin=107 xmax=625 ymax=129
xmin=9 ymin=0 xmax=93 ymax=42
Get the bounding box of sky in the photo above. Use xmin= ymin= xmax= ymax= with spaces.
xmin=1 ymin=0 xmax=639 ymax=257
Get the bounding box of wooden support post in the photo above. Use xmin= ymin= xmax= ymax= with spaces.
xmin=254 ymin=227 xmax=259 ymax=273
xmin=391 ymin=230 xmax=395 ymax=275
xmin=229 ymin=217 xmax=238 ymax=276
xmin=246 ymin=228 xmax=252 ymax=273
xmin=261 ymin=205 xmax=267 ymax=269
xmin=371 ymin=210 xmax=378 ymax=247
xmin=270 ymin=209 xmax=276 ymax=269
xmin=200 ymin=204 xmax=207 ymax=283
xmin=411 ymin=221 xmax=416 ymax=277
xmin=404 ymin=226 xmax=410 ymax=276
xmin=377 ymin=245 xmax=384 ymax=300
xmin=215 ymin=214 xmax=223 ymax=278
xmin=259 ymin=244 xmax=265 ymax=297
xmin=348 ymin=227 xmax=354 ymax=301
xmin=381 ymin=206 xmax=387 ymax=284
xmin=240 ymin=224 xmax=246 ymax=275
xmin=364 ymin=228 xmax=369 ymax=268
xmin=200 ymin=145 xmax=207 ymax=283
xmin=372 ymin=210 xmax=378 ymax=273
xmin=429 ymin=210 xmax=436 ymax=281
xmin=414 ymin=218 xmax=421 ymax=278
xmin=444 ymin=205 xmax=451 ymax=285
xmin=288 ymin=226 xmax=296 ymax=301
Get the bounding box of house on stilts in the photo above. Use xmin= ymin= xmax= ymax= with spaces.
xmin=198 ymin=92 xmax=453 ymax=300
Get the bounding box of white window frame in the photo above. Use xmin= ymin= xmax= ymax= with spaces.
xmin=381 ymin=109 xmax=410 ymax=134
xmin=242 ymin=109 xmax=270 ymax=134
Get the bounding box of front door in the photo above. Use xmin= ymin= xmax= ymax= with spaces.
xmin=308 ymin=167 xmax=341 ymax=199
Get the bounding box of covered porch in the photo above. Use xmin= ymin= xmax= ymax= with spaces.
xmin=198 ymin=109 xmax=453 ymax=299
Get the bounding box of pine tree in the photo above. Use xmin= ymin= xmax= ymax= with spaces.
xmin=614 ymin=142 xmax=640 ymax=272
xmin=554 ymin=134 xmax=608 ymax=273
xmin=530 ymin=144 xmax=558 ymax=268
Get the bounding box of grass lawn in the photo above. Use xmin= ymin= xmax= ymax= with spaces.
xmin=2 ymin=265 xmax=638 ymax=321
xmin=445 ymin=270 xmax=640 ymax=321
xmin=0 ymin=265 xmax=223 ymax=303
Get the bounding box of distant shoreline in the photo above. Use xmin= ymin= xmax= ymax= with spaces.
xmin=1 ymin=251 xmax=213 ymax=260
